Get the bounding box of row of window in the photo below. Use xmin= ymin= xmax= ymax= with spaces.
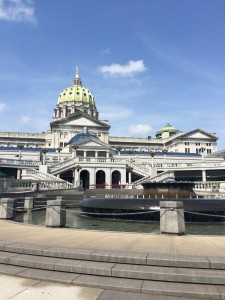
xmin=59 ymin=131 xmax=102 ymax=139
xmin=184 ymin=142 xmax=212 ymax=146
xmin=185 ymin=148 xmax=212 ymax=154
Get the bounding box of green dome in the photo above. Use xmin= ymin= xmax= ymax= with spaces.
xmin=156 ymin=123 xmax=179 ymax=139
xmin=58 ymin=85 xmax=95 ymax=105
xmin=158 ymin=124 xmax=177 ymax=133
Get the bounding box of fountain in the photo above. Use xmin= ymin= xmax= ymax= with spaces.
xmin=80 ymin=182 xmax=225 ymax=222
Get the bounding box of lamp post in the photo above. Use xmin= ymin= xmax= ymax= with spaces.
xmin=41 ymin=148 xmax=48 ymax=165
xmin=162 ymin=148 xmax=168 ymax=163
xmin=17 ymin=143 xmax=24 ymax=160
xmin=149 ymin=150 xmax=155 ymax=167
xmin=116 ymin=146 xmax=122 ymax=157
xmin=57 ymin=147 xmax=62 ymax=162
xmin=199 ymin=147 xmax=206 ymax=162
xmin=127 ymin=149 xmax=133 ymax=161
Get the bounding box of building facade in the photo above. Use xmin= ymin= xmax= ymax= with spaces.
xmin=0 ymin=68 xmax=224 ymax=189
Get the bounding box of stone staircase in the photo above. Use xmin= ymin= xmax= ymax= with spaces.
xmin=49 ymin=158 xmax=76 ymax=175
xmin=22 ymin=169 xmax=73 ymax=188
xmin=133 ymin=170 xmax=175 ymax=189
xmin=126 ymin=160 xmax=149 ymax=177
xmin=0 ymin=242 xmax=225 ymax=298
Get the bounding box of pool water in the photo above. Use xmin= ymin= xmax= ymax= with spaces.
xmin=14 ymin=208 xmax=225 ymax=235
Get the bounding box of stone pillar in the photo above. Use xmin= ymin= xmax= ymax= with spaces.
xmin=24 ymin=197 xmax=34 ymax=211
xmin=17 ymin=169 xmax=21 ymax=179
xmin=202 ymin=170 xmax=206 ymax=182
xmin=128 ymin=171 xmax=132 ymax=185
xmin=105 ymin=169 xmax=111 ymax=189
xmin=160 ymin=201 xmax=185 ymax=235
xmin=73 ymin=168 xmax=77 ymax=186
xmin=45 ymin=198 xmax=66 ymax=227
xmin=95 ymin=151 xmax=98 ymax=158
xmin=0 ymin=198 xmax=15 ymax=219
xmin=32 ymin=182 xmax=39 ymax=191
xmin=84 ymin=151 xmax=87 ymax=158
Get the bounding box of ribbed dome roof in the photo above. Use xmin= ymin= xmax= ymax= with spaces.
xmin=68 ymin=130 xmax=98 ymax=145
xmin=57 ymin=67 xmax=95 ymax=106
xmin=58 ymin=85 xmax=95 ymax=105
xmin=157 ymin=123 xmax=177 ymax=133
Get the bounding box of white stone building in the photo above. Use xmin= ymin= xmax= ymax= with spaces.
xmin=0 ymin=68 xmax=224 ymax=189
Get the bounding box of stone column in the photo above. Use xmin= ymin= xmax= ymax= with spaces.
xmin=45 ymin=198 xmax=66 ymax=227
xmin=128 ymin=171 xmax=132 ymax=185
xmin=202 ymin=170 xmax=206 ymax=182
xmin=73 ymin=168 xmax=77 ymax=186
xmin=105 ymin=169 xmax=111 ymax=189
xmin=24 ymin=197 xmax=34 ymax=211
xmin=17 ymin=169 xmax=21 ymax=179
xmin=160 ymin=201 xmax=185 ymax=235
xmin=0 ymin=198 xmax=15 ymax=219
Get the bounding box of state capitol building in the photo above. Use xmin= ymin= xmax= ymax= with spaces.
xmin=0 ymin=68 xmax=224 ymax=189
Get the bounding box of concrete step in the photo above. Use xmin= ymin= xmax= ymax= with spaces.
xmin=1 ymin=249 xmax=225 ymax=286
xmin=0 ymin=263 xmax=224 ymax=299
xmin=2 ymin=242 xmax=225 ymax=270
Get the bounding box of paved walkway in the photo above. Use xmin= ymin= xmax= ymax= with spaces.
xmin=0 ymin=220 xmax=225 ymax=299
xmin=0 ymin=220 xmax=225 ymax=257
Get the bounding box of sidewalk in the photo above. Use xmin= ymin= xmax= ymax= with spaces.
xmin=0 ymin=220 xmax=225 ymax=257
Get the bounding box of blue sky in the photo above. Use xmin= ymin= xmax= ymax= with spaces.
xmin=0 ymin=0 xmax=225 ymax=148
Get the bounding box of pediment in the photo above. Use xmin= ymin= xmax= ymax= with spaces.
xmin=181 ymin=129 xmax=217 ymax=140
xmin=69 ymin=136 xmax=111 ymax=150
xmin=51 ymin=112 xmax=110 ymax=129
xmin=65 ymin=117 xmax=101 ymax=127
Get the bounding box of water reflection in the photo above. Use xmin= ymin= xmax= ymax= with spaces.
xmin=14 ymin=208 xmax=225 ymax=235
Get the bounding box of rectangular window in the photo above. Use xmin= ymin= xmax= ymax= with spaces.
xmin=185 ymin=142 xmax=189 ymax=145
xmin=196 ymin=143 xmax=200 ymax=146
xmin=207 ymin=149 xmax=211 ymax=153
xmin=206 ymin=143 xmax=211 ymax=146
xmin=185 ymin=148 xmax=190 ymax=153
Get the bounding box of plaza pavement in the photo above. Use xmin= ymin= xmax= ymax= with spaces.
xmin=0 ymin=220 xmax=225 ymax=299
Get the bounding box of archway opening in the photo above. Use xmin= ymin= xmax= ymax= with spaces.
xmin=60 ymin=169 xmax=73 ymax=183
xmin=96 ymin=170 xmax=106 ymax=188
xmin=112 ymin=170 xmax=121 ymax=187
xmin=80 ymin=170 xmax=90 ymax=190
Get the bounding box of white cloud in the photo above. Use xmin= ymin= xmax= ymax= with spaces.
xmin=128 ymin=124 xmax=153 ymax=136
xmin=98 ymin=60 xmax=146 ymax=77
xmin=0 ymin=102 xmax=7 ymax=112
xmin=19 ymin=115 xmax=31 ymax=124
xmin=0 ymin=0 xmax=36 ymax=23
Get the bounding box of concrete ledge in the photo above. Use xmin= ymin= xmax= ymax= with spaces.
xmin=4 ymin=243 xmax=46 ymax=256
xmin=43 ymin=246 xmax=94 ymax=260
xmin=141 ymin=280 xmax=220 ymax=299
xmin=112 ymin=264 xmax=179 ymax=281
xmin=73 ymin=274 xmax=143 ymax=293
xmin=8 ymin=254 xmax=61 ymax=270
xmin=208 ymin=256 xmax=225 ymax=270
xmin=147 ymin=253 xmax=210 ymax=269
xmin=90 ymin=250 xmax=148 ymax=265
xmin=55 ymin=259 xmax=115 ymax=276
xmin=18 ymin=268 xmax=80 ymax=284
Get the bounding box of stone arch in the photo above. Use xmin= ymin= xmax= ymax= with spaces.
xmin=80 ymin=170 xmax=90 ymax=190
xmin=112 ymin=170 xmax=121 ymax=186
xmin=96 ymin=170 xmax=106 ymax=188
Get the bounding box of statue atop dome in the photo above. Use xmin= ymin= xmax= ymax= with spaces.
xmin=73 ymin=66 xmax=82 ymax=86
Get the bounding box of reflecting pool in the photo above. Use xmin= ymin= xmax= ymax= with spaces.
xmin=14 ymin=209 xmax=225 ymax=235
